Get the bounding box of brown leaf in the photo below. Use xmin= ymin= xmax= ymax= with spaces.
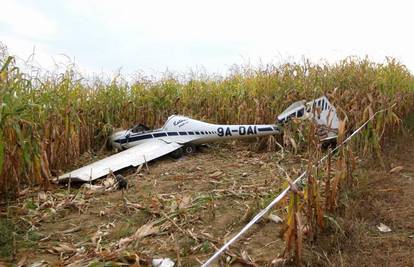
xmin=178 ymin=195 xmax=192 ymax=209
xmin=134 ymin=221 xmax=159 ymax=239
xmin=209 ymin=171 xmax=223 ymax=178
xmin=118 ymin=236 xmax=135 ymax=248
xmin=116 ymin=221 xmax=160 ymax=249
xmin=289 ymin=137 xmax=298 ymax=152
xmin=389 ymin=166 xmax=404 ymax=174
xmin=16 ymin=256 xmax=27 ymax=267
xmin=50 ymin=243 xmax=76 ymax=255
xmin=38 ymin=191 xmax=47 ymax=202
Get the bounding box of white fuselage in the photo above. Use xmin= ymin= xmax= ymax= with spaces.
xmin=111 ymin=115 xmax=280 ymax=150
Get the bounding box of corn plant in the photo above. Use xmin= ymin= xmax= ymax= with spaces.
xmin=1 ymin=43 xmax=414 ymax=200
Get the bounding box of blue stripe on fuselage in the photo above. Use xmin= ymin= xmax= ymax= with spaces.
xmin=153 ymin=132 xmax=167 ymax=137
xmin=115 ymin=133 xmax=154 ymax=144
xmin=258 ymin=127 xmax=274 ymax=132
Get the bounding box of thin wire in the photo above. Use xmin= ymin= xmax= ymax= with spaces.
xmin=201 ymin=106 xmax=392 ymax=267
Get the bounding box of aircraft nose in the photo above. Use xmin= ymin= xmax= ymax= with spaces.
xmin=109 ymin=130 xmax=126 ymax=149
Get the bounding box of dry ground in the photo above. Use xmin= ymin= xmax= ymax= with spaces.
xmin=1 ymin=130 xmax=414 ymax=266
xmin=0 ymin=141 xmax=307 ymax=266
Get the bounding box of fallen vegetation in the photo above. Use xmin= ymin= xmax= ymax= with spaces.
xmin=0 ymin=144 xmax=305 ymax=265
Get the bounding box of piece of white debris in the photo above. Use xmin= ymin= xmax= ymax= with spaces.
xmin=268 ymin=213 xmax=283 ymax=224
xmin=377 ymin=223 xmax=392 ymax=233
xmin=152 ymin=258 xmax=175 ymax=267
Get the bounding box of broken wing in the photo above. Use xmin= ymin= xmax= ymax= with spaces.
xmin=58 ymin=139 xmax=182 ymax=182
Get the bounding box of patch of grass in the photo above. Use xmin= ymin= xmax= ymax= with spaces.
xmin=0 ymin=217 xmax=15 ymax=260
xmin=178 ymin=236 xmax=197 ymax=257
xmin=200 ymin=240 xmax=212 ymax=253
xmin=107 ymin=222 xmax=135 ymax=240
xmin=24 ymin=198 xmax=38 ymax=210
xmin=27 ymin=230 xmax=44 ymax=242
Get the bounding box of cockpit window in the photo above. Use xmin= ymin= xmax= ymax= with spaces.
xmin=297 ymin=108 xmax=304 ymax=117
xmin=131 ymin=123 xmax=151 ymax=133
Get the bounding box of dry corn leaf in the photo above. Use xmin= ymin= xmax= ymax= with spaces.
xmin=103 ymin=176 xmax=116 ymax=187
xmin=209 ymin=171 xmax=223 ymax=178
xmin=389 ymin=166 xmax=404 ymax=174
xmin=134 ymin=221 xmax=160 ymax=239
xmin=49 ymin=243 xmax=76 ymax=254
xmin=82 ymin=184 xmax=104 ymax=191
xmin=178 ymin=195 xmax=192 ymax=209
xmin=118 ymin=236 xmax=135 ymax=248
xmin=38 ymin=191 xmax=47 ymax=202
xmin=116 ymin=221 xmax=160 ymax=249
xmin=16 ymin=256 xmax=27 ymax=267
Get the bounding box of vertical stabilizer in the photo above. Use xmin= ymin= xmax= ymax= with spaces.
xmin=277 ymin=96 xmax=339 ymax=141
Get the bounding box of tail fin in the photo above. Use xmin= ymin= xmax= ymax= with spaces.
xmin=277 ymin=96 xmax=339 ymax=141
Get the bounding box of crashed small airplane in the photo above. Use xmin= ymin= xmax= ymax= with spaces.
xmin=59 ymin=95 xmax=339 ymax=182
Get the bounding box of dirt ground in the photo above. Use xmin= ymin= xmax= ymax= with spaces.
xmin=0 ymin=141 xmax=307 ymax=266
xmin=306 ymin=129 xmax=414 ymax=267
xmin=1 ymin=130 xmax=414 ymax=266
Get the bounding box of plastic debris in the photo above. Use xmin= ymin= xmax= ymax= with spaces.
xmin=267 ymin=213 xmax=283 ymax=224
xmin=377 ymin=223 xmax=392 ymax=233
xmin=152 ymin=258 xmax=175 ymax=267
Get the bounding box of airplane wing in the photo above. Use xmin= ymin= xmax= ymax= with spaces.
xmin=58 ymin=139 xmax=182 ymax=182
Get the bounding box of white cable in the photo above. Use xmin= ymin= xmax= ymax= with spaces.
xmin=201 ymin=107 xmax=390 ymax=267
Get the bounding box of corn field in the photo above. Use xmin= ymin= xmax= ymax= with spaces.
xmin=282 ymin=120 xmax=357 ymax=265
xmin=1 ymin=44 xmax=414 ymax=200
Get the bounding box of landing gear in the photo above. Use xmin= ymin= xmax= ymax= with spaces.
xmin=170 ymin=145 xmax=197 ymax=159
xmin=184 ymin=144 xmax=197 ymax=154
xmin=169 ymin=147 xmax=184 ymax=159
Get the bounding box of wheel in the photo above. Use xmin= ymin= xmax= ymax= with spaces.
xmin=169 ymin=147 xmax=183 ymax=159
xmin=184 ymin=144 xmax=197 ymax=154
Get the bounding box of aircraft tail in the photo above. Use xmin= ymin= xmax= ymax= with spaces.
xmin=276 ymin=96 xmax=340 ymax=141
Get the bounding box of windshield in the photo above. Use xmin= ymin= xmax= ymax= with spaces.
xmin=131 ymin=123 xmax=151 ymax=133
